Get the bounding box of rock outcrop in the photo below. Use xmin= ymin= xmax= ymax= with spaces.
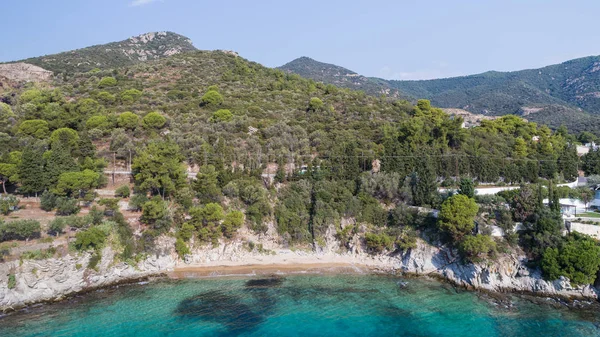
xmin=0 ymin=63 xmax=52 ymax=82
xmin=398 ymin=241 xmax=599 ymax=299
xmin=1 ymin=234 xmax=597 ymax=312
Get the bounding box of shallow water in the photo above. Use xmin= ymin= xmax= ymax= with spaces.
xmin=1 ymin=275 xmax=599 ymax=336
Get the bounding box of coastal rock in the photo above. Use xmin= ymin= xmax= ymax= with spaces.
xmin=2 ymin=234 xmax=598 ymax=311
xmin=0 ymin=245 xmax=176 ymax=311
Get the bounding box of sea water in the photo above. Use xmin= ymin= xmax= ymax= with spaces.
xmin=1 ymin=275 xmax=599 ymax=336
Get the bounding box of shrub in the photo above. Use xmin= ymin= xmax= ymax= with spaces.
xmin=7 ymin=274 xmax=16 ymax=289
xmin=141 ymin=196 xmax=168 ymax=225
xmin=221 ymin=211 xmax=244 ymax=238
xmin=129 ymin=194 xmax=149 ymax=211
xmin=438 ymin=194 xmax=479 ymax=241
xmin=120 ymin=89 xmax=142 ymax=103
xmin=85 ymin=115 xmax=110 ymax=130
xmin=95 ymin=91 xmax=116 ymax=105
xmin=141 ymin=112 xmax=166 ymax=129
xmin=17 ymin=119 xmax=49 ymax=138
xmin=117 ymin=112 xmax=139 ymax=130
xmin=458 ymin=235 xmax=496 ymax=263
xmin=541 ymin=233 xmax=600 ymax=285
xmin=210 ymin=109 xmax=233 ymax=123
xmin=55 ymin=197 xmax=80 ymax=216
xmin=175 ymin=237 xmax=190 ymax=258
xmin=308 ymin=97 xmax=324 ymax=112
xmin=200 ymin=90 xmax=223 ymax=108
xmin=458 ymin=178 xmax=475 ymax=198
xmin=48 ymin=217 xmax=67 ymax=236
xmin=0 ymin=195 xmax=19 ymax=215
xmin=98 ymin=77 xmax=117 ymax=88
xmin=0 ymin=219 xmax=41 ymax=241
xmin=74 ymin=227 xmax=106 ymax=251
xmin=365 ymin=232 xmax=394 ymax=253
xmin=50 ymin=128 xmax=79 ymax=149
xmin=87 ymin=253 xmax=101 ymax=270
xmin=115 ymin=185 xmax=131 ymax=198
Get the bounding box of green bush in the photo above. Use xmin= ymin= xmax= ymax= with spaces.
xmin=175 ymin=237 xmax=190 ymax=258
xmin=115 ymin=185 xmax=131 ymax=198
xmin=308 ymin=97 xmax=324 ymax=112
xmin=87 ymin=253 xmax=101 ymax=270
xmin=17 ymin=120 xmax=49 ymax=138
xmin=129 ymin=194 xmax=149 ymax=211
xmin=74 ymin=227 xmax=106 ymax=251
xmin=200 ymin=90 xmax=223 ymax=108
xmin=364 ymin=232 xmax=394 ymax=253
xmin=210 ymin=109 xmax=233 ymax=123
xmin=141 ymin=112 xmax=166 ymax=129
xmin=85 ymin=115 xmax=110 ymax=130
xmin=221 ymin=211 xmax=244 ymax=238
xmin=55 ymin=197 xmax=80 ymax=216
xmin=48 ymin=217 xmax=67 ymax=236
xmin=0 ymin=219 xmax=41 ymax=242
xmin=7 ymin=274 xmax=16 ymax=289
xmin=120 ymin=89 xmax=142 ymax=103
xmin=541 ymin=233 xmax=600 ymax=285
xmin=0 ymin=195 xmax=19 ymax=215
xmin=98 ymin=77 xmax=117 ymax=88
xmin=117 ymin=112 xmax=139 ymax=130
xmin=458 ymin=235 xmax=496 ymax=263
xmin=40 ymin=191 xmax=58 ymax=212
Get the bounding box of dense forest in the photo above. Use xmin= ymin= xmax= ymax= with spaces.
xmin=1 ymin=48 xmax=600 ymax=285
xmin=281 ymin=55 xmax=600 ymax=136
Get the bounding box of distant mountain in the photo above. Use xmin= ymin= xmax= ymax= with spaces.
xmin=279 ymin=55 xmax=600 ymax=134
xmin=278 ymin=57 xmax=405 ymax=98
xmin=389 ymin=56 xmax=600 ymax=116
xmin=10 ymin=31 xmax=197 ymax=74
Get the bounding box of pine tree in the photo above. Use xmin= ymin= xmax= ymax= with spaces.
xmin=19 ymin=146 xmax=46 ymax=195
xmin=45 ymin=142 xmax=79 ymax=187
xmin=411 ymin=156 xmax=438 ymax=206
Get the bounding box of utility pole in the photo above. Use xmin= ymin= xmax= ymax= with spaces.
xmin=112 ymin=151 xmax=116 ymax=186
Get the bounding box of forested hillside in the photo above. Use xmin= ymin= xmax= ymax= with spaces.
xmin=0 ymin=45 xmax=597 ymax=286
xmin=11 ymin=32 xmax=196 ymax=75
xmin=279 ymin=57 xmax=403 ymax=98
xmin=390 ymin=56 xmax=600 ymax=115
xmin=280 ymin=55 xmax=600 ymax=136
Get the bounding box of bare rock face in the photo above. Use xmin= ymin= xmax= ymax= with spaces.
xmin=398 ymin=240 xmax=599 ymax=299
xmin=1 ymin=233 xmax=599 ymax=311
xmin=0 ymin=63 xmax=52 ymax=82
xmin=0 ymin=242 xmax=177 ymax=311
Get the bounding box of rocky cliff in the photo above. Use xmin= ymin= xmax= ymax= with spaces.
xmin=0 ymin=63 xmax=53 ymax=82
xmin=1 ymin=229 xmax=597 ymax=312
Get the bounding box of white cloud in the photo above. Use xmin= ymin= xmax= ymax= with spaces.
xmin=129 ymin=0 xmax=162 ymax=7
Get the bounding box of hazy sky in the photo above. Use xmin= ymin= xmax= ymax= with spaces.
xmin=2 ymin=0 xmax=599 ymax=80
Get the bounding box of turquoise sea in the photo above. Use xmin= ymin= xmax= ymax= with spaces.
xmin=1 ymin=274 xmax=599 ymax=336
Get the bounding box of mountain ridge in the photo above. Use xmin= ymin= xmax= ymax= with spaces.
xmin=8 ymin=31 xmax=197 ymax=75
xmin=279 ymin=55 xmax=600 ymax=135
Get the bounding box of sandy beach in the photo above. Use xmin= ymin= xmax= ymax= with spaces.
xmin=168 ymin=251 xmax=395 ymax=279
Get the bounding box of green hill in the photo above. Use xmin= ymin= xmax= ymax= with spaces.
xmin=11 ymin=31 xmax=197 ymax=74
xmin=0 ymin=35 xmax=586 ymax=280
xmin=278 ymin=56 xmax=405 ymax=98
xmin=279 ymin=55 xmax=600 ymax=135
xmin=389 ymin=56 xmax=600 ymax=115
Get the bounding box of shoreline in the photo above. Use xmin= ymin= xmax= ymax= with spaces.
xmin=3 ymin=262 xmax=598 ymax=316
xmin=169 ymin=262 xmax=381 ymax=279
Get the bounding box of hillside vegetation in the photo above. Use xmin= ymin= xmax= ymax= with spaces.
xmin=280 ymin=55 xmax=600 ymax=136
xmin=12 ymin=32 xmax=196 ymax=75
xmin=0 ymin=39 xmax=598 ymax=285
xmin=279 ymin=56 xmax=403 ymax=98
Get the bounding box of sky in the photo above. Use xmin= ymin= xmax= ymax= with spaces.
xmin=2 ymin=0 xmax=600 ymax=80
